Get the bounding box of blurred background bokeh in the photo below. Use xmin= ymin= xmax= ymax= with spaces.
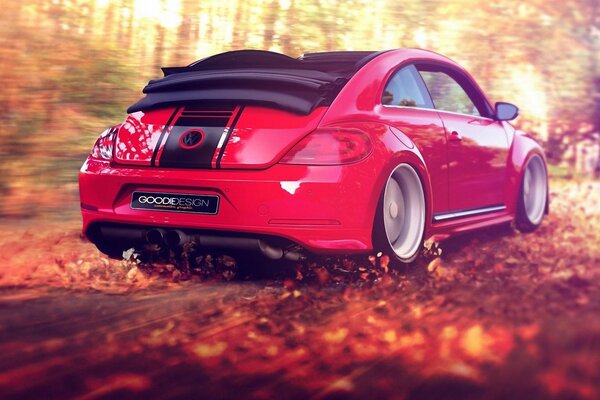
xmin=1 ymin=0 xmax=599 ymax=218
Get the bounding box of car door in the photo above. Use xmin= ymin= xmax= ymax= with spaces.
xmin=417 ymin=64 xmax=509 ymax=213
xmin=378 ymin=64 xmax=450 ymax=213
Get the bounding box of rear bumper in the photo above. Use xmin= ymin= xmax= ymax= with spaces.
xmin=79 ymin=158 xmax=381 ymax=254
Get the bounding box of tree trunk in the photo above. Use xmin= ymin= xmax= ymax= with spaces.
xmin=262 ymin=0 xmax=279 ymax=50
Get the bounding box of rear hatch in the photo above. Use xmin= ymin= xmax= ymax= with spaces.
xmin=114 ymin=105 xmax=327 ymax=169
xmin=114 ymin=50 xmax=380 ymax=170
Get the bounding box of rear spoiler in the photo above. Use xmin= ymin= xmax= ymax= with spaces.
xmin=127 ymin=50 xmax=384 ymax=115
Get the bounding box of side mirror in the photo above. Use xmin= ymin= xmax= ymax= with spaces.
xmin=495 ymin=102 xmax=519 ymax=121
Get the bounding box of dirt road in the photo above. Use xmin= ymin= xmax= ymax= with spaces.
xmin=0 ymin=181 xmax=598 ymax=399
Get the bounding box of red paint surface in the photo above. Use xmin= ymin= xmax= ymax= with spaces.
xmin=80 ymin=49 xmax=547 ymax=253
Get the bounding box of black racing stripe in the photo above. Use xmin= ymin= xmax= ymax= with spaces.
xmin=181 ymin=111 xmax=233 ymax=117
xmin=158 ymin=107 xmax=231 ymax=169
xmin=176 ymin=117 xmax=230 ymax=127
xmin=150 ymin=106 xmax=181 ymax=167
xmin=216 ymin=106 xmax=245 ymax=169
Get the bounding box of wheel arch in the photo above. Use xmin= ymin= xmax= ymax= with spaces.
xmin=506 ymin=133 xmax=549 ymax=216
xmin=369 ymin=132 xmax=434 ymax=244
xmin=314 ymin=118 xmax=435 ymax=250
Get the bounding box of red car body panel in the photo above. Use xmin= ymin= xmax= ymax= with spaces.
xmin=218 ymin=106 xmax=328 ymax=169
xmin=79 ymin=48 xmax=547 ymax=256
xmin=80 ymin=160 xmax=379 ymax=253
xmin=114 ymin=108 xmax=177 ymax=166
xmin=441 ymin=112 xmax=509 ymax=211
xmin=377 ymin=106 xmax=449 ymax=212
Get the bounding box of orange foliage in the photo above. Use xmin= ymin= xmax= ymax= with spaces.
xmin=0 ymin=180 xmax=599 ymax=398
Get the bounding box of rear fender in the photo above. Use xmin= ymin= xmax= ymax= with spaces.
xmin=352 ymin=123 xmax=432 ymax=236
xmin=379 ymin=149 xmax=433 ymax=237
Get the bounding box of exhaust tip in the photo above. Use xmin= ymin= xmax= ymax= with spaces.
xmin=146 ymin=229 xmax=165 ymax=245
xmin=165 ymin=230 xmax=186 ymax=248
xmin=258 ymin=240 xmax=284 ymax=260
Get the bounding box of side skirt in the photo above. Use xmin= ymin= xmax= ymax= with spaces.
xmin=432 ymin=205 xmax=507 ymax=223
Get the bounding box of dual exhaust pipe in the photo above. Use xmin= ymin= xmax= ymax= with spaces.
xmin=144 ymin=228 xmax=302 ymax=261
xmin=145 ymin=228 xmax=186 ymax=248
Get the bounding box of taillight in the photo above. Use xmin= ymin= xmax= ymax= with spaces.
xmin=279 ymin=128 xmax=372 ymax=165
xmin=90 ymin=126 xmax=118 ymax=161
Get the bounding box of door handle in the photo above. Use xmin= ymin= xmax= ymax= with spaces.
xmin=448 ymin=131 xmax=462 ymax=142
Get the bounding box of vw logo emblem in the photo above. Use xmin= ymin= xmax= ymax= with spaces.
xmin=179 ymin=130 xmax=204 ymax=149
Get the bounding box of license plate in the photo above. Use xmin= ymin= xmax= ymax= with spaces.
xmin=130 ymin=191 xmax=219 ymax=215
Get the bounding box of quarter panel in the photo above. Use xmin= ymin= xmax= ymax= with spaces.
xmin=375 ymin=106 xmax=449 ymax=213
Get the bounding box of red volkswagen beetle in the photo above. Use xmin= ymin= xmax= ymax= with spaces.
xmin=79 ymin=49 xmax=548 ymax=264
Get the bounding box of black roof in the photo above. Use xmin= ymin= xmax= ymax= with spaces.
xmin=162 ymin=50 xmax=381 ymax=76
xmin=127 ymin=50 xmax=386 ymax=115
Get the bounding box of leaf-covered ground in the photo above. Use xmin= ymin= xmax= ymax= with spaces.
xmin=0 ymin=180 xmax=598 ymax=399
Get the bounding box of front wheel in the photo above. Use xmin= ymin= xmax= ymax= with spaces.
xmin=373 ymin=163 xmax=426 ymax=263
xmin=516 ymin=154 xmax=548 ymax=232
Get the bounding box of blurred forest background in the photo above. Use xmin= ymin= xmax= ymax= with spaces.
xmin=0 ymin=0 xmax=599 ymax=217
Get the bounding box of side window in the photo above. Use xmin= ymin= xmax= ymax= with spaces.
xmin=419 ymin=70 xmax=481 ymax=117
xmin=382 ymin=65 xmax=433 ymax=108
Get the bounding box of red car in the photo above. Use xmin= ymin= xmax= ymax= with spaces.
xmin=79 ymin=49 xmax=548 ymax=264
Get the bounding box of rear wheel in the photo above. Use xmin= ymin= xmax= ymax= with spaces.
xmin=516 ymin=154 xmax=548 ymax=232
xmin=373 ymin=164 xmax=426 ymax=264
